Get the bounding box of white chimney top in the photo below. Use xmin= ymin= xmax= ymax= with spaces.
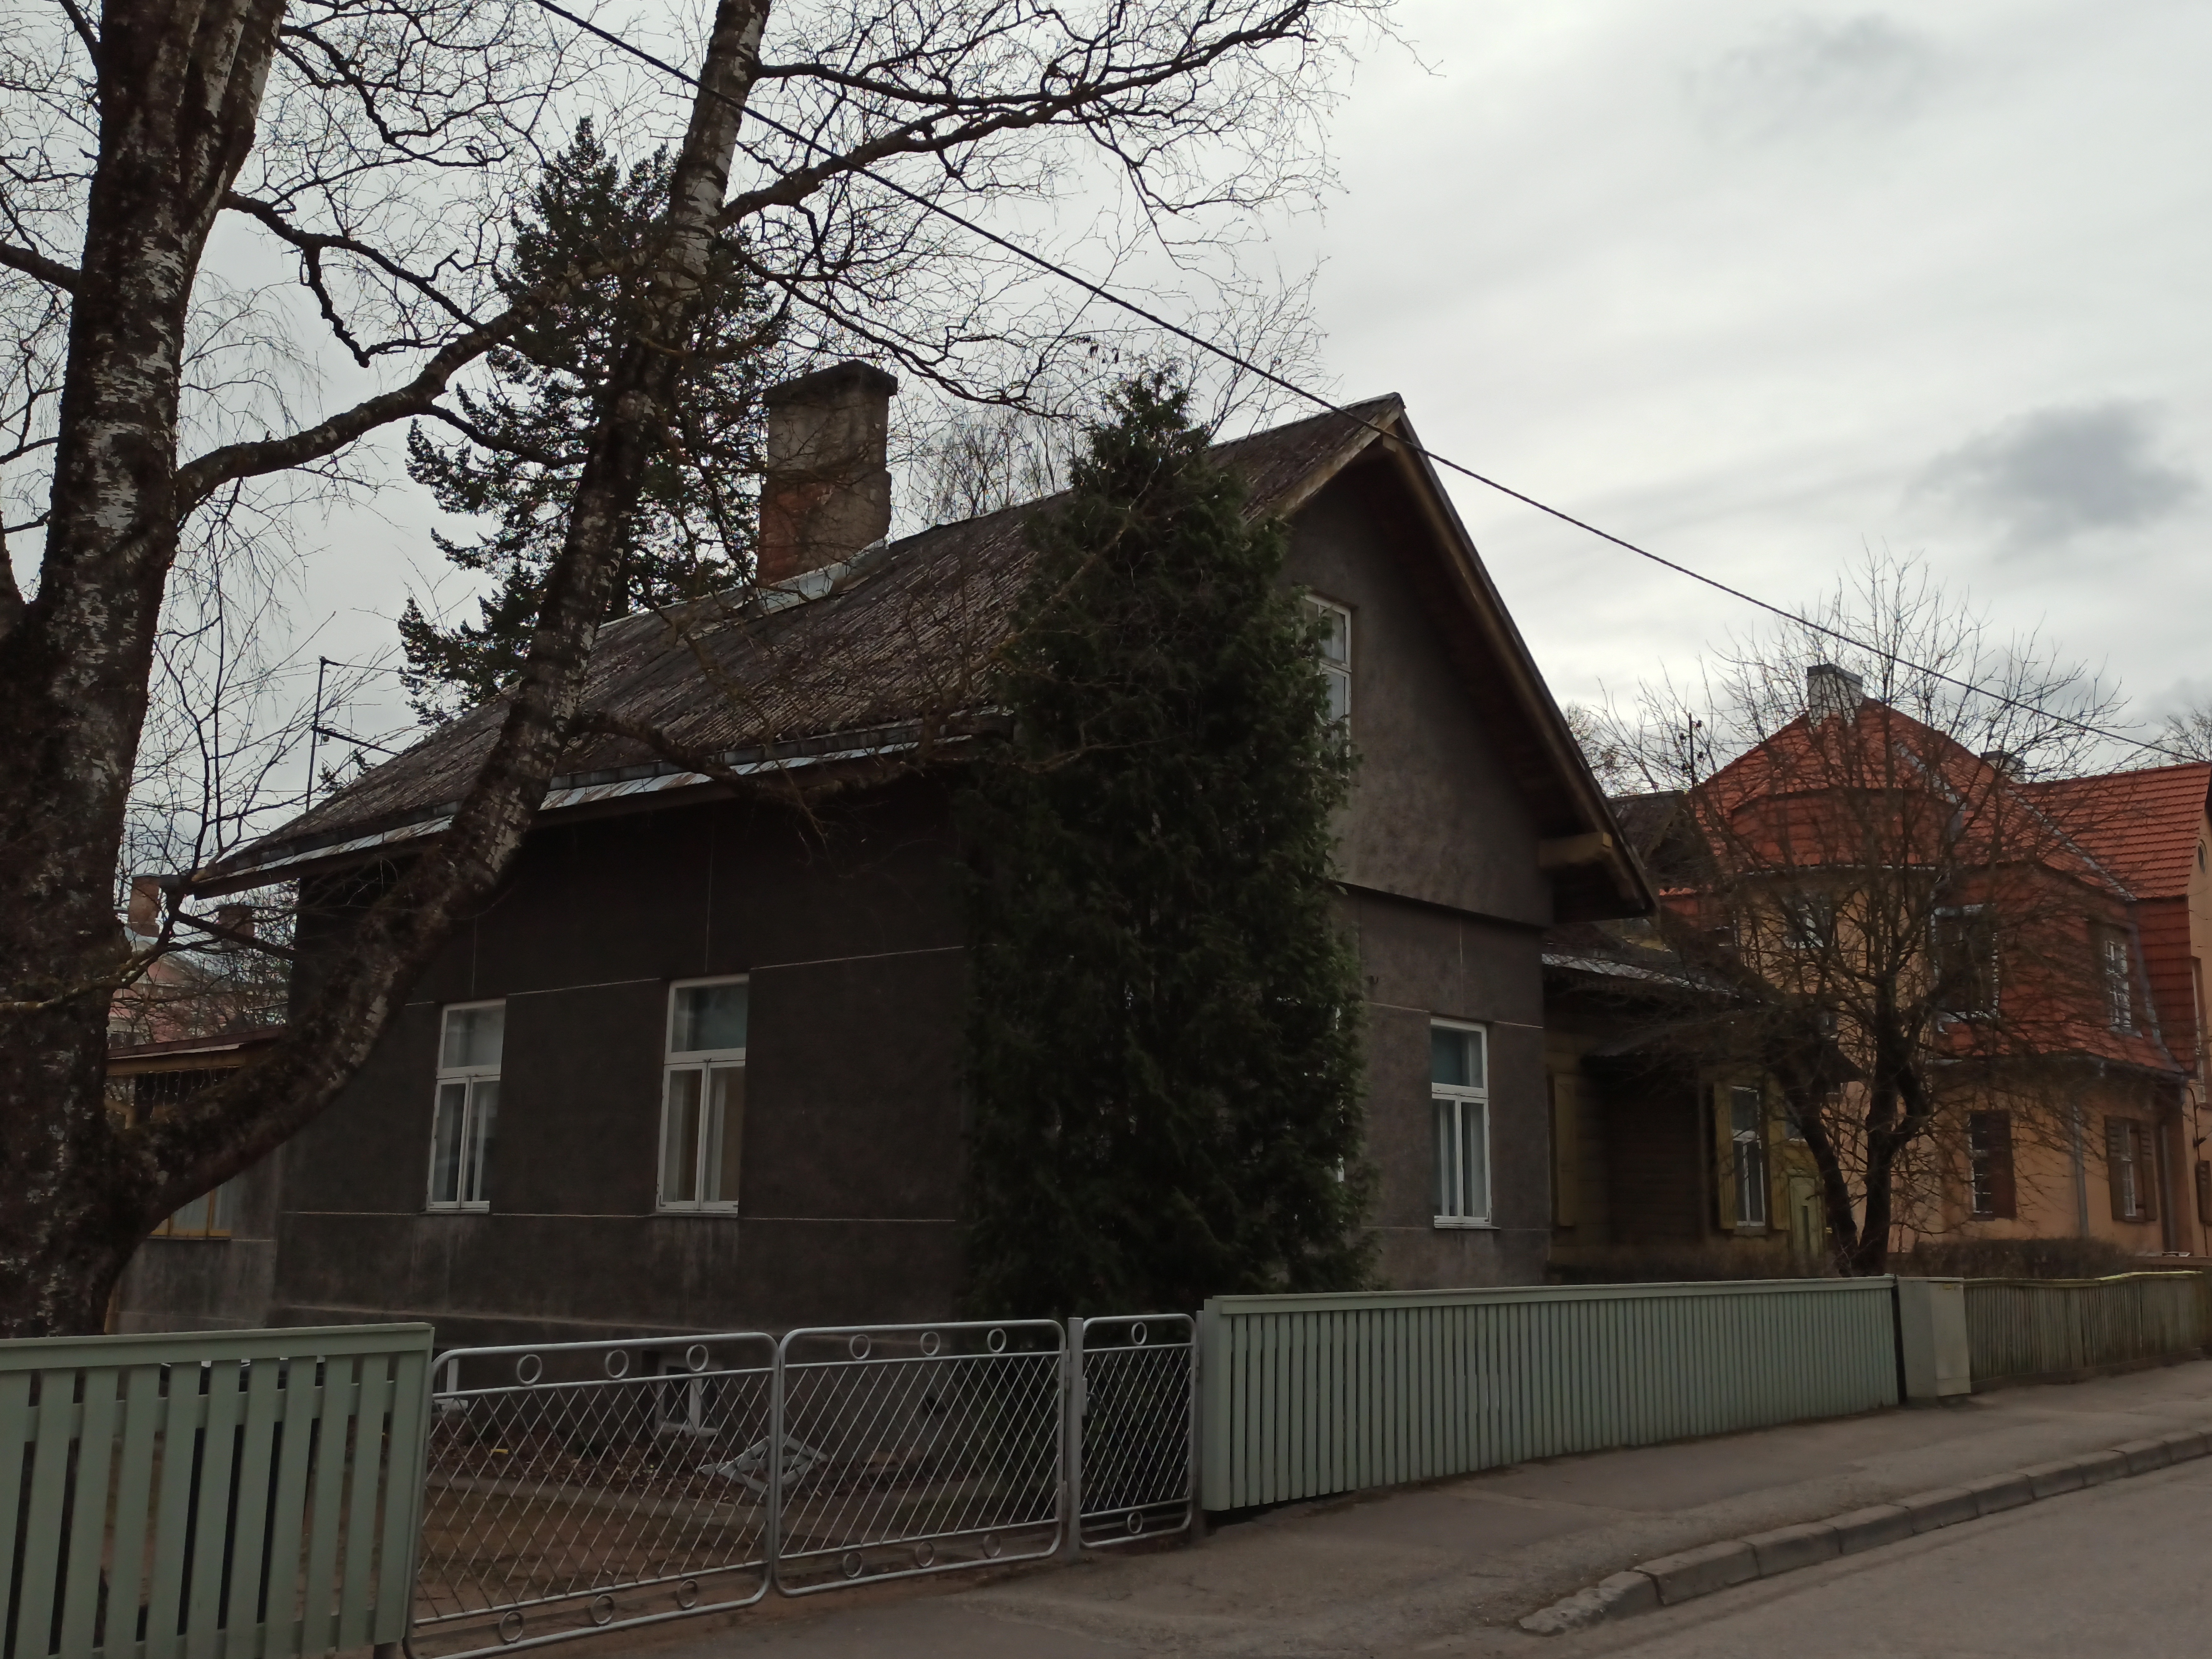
xmin=1806 ymin=663 xmax=1864 ymax=725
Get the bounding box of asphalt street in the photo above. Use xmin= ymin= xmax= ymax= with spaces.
xmin=1504 ymin=1456 xmax=2212 ymax=1659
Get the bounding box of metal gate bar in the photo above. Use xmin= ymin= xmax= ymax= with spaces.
xmin=413 ymin=1332 xmax=774 ymax=1657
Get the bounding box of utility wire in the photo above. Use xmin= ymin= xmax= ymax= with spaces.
xmin=518 ymin=0 xmax=2192 ymax=768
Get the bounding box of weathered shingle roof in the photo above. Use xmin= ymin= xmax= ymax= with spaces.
xmin=203 ymin=397 xmax=1403 ymax=888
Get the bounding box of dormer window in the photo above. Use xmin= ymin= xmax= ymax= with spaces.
xmin=1305 ymin=596 xmax=1351 ymax=725
xmin=2101 ymin=929 xmax=2135 ymax=1033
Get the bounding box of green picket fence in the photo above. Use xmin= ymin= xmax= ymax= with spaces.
xmin=1961 ymin=1272 xmax=2212 ymax=1388
xmin=0 ymin=1323 xmax=432 ymax=1659
xmin=1198 ymin=1279 xmax=1899 ymax=1510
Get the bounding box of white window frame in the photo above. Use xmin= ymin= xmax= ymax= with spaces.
xmin=2102 ymin=929 xmax=2135 ymax=1033
xmin=429 ymin=999 xmax=503 ymax=1212
xmin=1730 ymin=1085 xmax=1768 ymax=1229
xmin=1305 ymin=595 xmax=1352 ymax=727
xmin=1431 ymin=1020 xmax=1492 ymax=1228
xmin=659 ymin=977 xmax=748 ymax=1214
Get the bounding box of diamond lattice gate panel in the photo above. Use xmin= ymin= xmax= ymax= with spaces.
xmin=769 ymin=1322 xmax=1067 ymax=1594
xmin=1071 ymin=1316 xmax=1195 ymax=1549
xmin=412 ymin=1333 xmax=775 ymax=1656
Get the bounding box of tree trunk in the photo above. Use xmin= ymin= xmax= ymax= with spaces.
xmin=0 ymin=0 xmax=775 ymax=1336
xmin=0 ymin=0 xmax=287 ymax=1336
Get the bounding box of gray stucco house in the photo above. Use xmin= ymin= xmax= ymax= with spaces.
xmin=124 ymin=367 xmax=1648 ymax=1343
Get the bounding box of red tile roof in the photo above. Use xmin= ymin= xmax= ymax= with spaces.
xmin=2022 ymin=762 xmax=2211 ymax=901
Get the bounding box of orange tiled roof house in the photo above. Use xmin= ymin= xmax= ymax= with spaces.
xmin=1589 ymin=666 xmax=2197 ymax=1266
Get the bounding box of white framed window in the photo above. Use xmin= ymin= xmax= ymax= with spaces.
xmin=429 ymin=1001 xmax=503 ymax=1210
xmin=1305 ymin=596 xmax=1351 ymax=725
xmin=660 ymin=978 xmax=747 ymax=1212
xmin=1431 ymin=1021 xmax=1490 ymax=1226
xmin=2101 ymin=929 xmax=2135 ymax=1032
xmin=1730 ymin=1085 xmax=1768 ymax=1229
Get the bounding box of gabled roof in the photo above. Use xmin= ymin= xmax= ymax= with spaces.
xmin=2022 ymin=762 xmax=2212 ymax=901
xmin=199 ymin=395 xmax=1648 ymax=917
xmin=1694 ymin=698 xmax=2122 ymax=893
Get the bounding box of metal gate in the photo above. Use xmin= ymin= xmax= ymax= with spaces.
xmin=1071 ymin=1315 xmax=1195 ymax=1550
xmin=412 ymin=1332 xmax=775 ymax=1656
xmin=772 ymin=1321 xmax=1066 ymax=1594
xmin=413 ymin=1316 xmax=1193 ymax=1654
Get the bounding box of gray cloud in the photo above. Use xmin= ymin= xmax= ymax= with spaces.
xmin=1690 ymin=14 xmax=1942 ymax=141
xmin=1916 ymin=401 xmax=2199 ymax=547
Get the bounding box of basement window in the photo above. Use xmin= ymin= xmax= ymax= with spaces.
xmin=1432 ymin=1022 xmax=1491 ymax=1227
xmin=660 ymin=979 xmax=747 ymax=1212
xmin=1306 ymin=596 xmax=1352 ymax=725
xmin=428 ymin=1001 xmax=502 ymax=1211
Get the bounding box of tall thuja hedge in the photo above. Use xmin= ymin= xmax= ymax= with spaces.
xmin=962 ymin=378 xmax=1373 ymax=1316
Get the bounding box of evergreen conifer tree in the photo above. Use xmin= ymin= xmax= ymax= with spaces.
xmin=398 ymin=121 xmax=783 ymax=721
xmin=962 ymin=377 xmax=1373 ymax=1316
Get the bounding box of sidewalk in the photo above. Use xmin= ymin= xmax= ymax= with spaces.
xmin=625 ymin=1359 xmax=2212 ymax=1658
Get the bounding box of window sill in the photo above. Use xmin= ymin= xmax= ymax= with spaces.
xmin=425 ymin=1205 xmax=490 ymax=1215
xmin=656 ymin=1207 xmax=742 ymax=1216
xmin=1432 ymin=1217 xmax=1497 ymax=1230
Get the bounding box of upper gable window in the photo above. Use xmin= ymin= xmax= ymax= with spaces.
xmin=1305 ymin=596 xmax=1351 ymax=725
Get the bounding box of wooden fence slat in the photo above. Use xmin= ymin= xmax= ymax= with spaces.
xmin=14 ymin=1368 xmax=82 ymax=1659
xmin=334 ymin=1355 xmax=392 ymax=1649
xmin=221 ymin=1357 xmax=284 ymax=1653
xmin=182 ymin=1360 xmax=247 ymax=1659
xmin=57 ymin=1367 xmax=123 ymax=1659
xmin=298 ymin=1358 xmax=356 ymax=1657
xmin=103 ymin=1365 xmax=166 ymax=1658
xmin=258 ymin=1363 xmax=319 ymax=1659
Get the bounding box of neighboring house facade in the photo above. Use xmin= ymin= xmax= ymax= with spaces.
xmin=1542 ymin=800 xmax=1825 ymax=1277
xmin=1548 ymin=670 xmax=2190 ymax=1275
xmin=157 ymin=368 xmax=1647 ymax=1346
xmin=108 ymin=1029 xmax=285 ymax=1332
xmin=1993 ymin=761 xmax=2211 ymax=1255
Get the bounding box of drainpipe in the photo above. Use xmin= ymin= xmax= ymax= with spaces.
xmin=2070 ymin=1097 xmax=2089 ymax=1238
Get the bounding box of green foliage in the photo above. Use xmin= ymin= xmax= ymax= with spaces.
xmin=961 ymin=376 xmax=1373 ymax=1317
xmin=399 ymin=120 xmax=783 ymax=721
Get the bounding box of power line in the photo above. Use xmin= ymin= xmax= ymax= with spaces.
xmin=517 ymin=0 xmax=2192 ymax=768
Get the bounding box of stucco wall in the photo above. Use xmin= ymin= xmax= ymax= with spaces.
xmin=268 ymin=781 xmax=971 ymax=1343
xmin=1282 ymin=471 xmax=1550 ymax=929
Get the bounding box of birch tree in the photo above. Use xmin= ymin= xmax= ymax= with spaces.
xmin=0 ymin=0 xmax=1387 ymax=1334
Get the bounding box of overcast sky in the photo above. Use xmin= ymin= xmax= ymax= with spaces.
xmin=1295 ymin=0 xmax=2211 ymax=739
xmin=278 ymin=0 xmax=2212 ymax=762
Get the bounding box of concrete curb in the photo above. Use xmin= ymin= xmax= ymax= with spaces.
xmin=1517 ymin=1427 xmax=2211 ymax=1635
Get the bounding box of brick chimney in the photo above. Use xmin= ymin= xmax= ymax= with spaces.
xmin=1805 ymin=662 xmax=1865 ymax=725
xmin=756 ymin=361 xmax=899 ymax=585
